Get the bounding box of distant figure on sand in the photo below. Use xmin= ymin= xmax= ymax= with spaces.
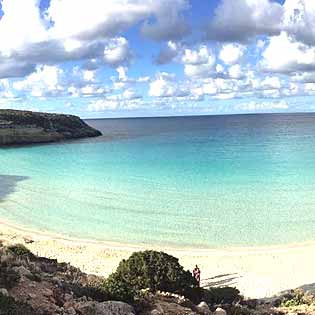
xmin=193 ymin=265 xmax=201 ymax=286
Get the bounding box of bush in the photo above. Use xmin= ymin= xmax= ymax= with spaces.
xmin=102 ymin=250 xmax=197 ymax=303
xmin=0 ymin=263 xmax=20 ymax=289
xmin=281 ymin=289 xmax=311 ymax=307
xmin=0 ymin=293 xmax=34 ymax=315
xmin=185 ymin=286 xmax=241 ymax=305
xmin=103 ymin=274 xmax=136 ymax=303
xmin=203 ymin=287 xmax=241 ymax=304
xmin=7 ymin=245 xmax=32 ymax=258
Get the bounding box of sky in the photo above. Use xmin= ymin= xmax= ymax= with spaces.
xmin=1 ymin=0 xmax=315 ymax=118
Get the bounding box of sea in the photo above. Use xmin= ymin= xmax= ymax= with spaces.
xmin=1 ymin=113 xmax=315 ymax=248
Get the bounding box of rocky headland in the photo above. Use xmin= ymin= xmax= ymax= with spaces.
xmin=0 ymin=109 xmax=101 ymax=146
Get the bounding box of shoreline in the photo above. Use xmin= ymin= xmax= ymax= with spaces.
xmin=1 ymin=218 xmax=315 ymax=299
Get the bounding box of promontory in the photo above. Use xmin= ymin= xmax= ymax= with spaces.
xmin=0 ymin=109 xmax=102 ymax=146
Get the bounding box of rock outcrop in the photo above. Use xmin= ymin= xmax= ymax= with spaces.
xmin=2 ymin=243 xmax=315 ymax=315
xmin=0 ymin=109 xmax=101 ymax=146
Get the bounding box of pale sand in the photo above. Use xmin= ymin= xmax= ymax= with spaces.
xmin=1 ymin=219 xmax=315 ymax=299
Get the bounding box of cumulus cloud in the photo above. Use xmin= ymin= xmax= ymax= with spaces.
xmin=0 ymin=0 xmax=190 ymax=80
xmin=155 ymin=41 xmax=179 ymax=65
xmin=282 ymin=0 xmax=315 ymax=46
xmin=140 ymin=0 xmax=190 ymax=41
xmin=149 ymin=72 xmax=189 ymax=97
xmin=47 ymin=0 xmax=189 ymax=42
xmin=206 ymin=0 xmax=283 ymax=42
xmin=228 ymin=65 xmax=244 ymax=79
xmin=182 ymin=46 xmax=216 ymax=78
xmin=103 ymin=37 xmax=132 ymax=67
xmin=13 ymin=65 xmax=64 ymax=98
xmin=219 ymin=44 xmax=245 ymax=65
xmin=261 ymin=32 xmax=315 ymax=73
xmin=87 ymin=89 xmax=143 ymax=112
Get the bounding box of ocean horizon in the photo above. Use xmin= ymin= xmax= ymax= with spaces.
xmin=1 ymin=112 xmax=315 ymax=248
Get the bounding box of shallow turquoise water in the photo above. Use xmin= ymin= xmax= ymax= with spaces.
xmin=1 ymin=113 xmax=315 ymax=248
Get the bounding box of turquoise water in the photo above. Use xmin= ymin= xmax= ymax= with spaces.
xmin=1 ymin=113 xmax=315 ymax=248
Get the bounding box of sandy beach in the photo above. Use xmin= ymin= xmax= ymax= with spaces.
xmin=1 ymin=219 xmax=315 ymax=299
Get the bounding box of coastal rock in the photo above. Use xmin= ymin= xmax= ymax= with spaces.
xmin=142 ymin=300 xmax=198 ymax=315
xmin=75 ymin=300 xmax=135 ymax=315
xmin=0 ymin=288 xmax=9 ymax=296
xmin=0 ymin=109 xmax=102 ymax=146
xmin=214 ymin=307 xmax=227 ymax=315
xmin=197 ymin=301 xmax=211 ymax=314
xmin=12 ymin=265 xmax=33 ymax=278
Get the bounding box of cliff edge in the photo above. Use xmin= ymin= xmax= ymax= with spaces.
xmin=0 ymin=109 xmax=101 ymax=146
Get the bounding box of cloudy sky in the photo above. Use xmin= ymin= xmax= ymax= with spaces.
xmin=1 ymin=0 xmax=315 ymax=118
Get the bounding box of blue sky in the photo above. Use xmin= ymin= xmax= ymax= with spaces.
xmin=0 ymin=0 xmax=315 ymax=118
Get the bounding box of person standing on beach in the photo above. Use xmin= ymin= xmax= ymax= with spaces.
xmin=193 ymin=265 xmax=201 ymax=286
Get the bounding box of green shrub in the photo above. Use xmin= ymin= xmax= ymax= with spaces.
xmin=0 ymin=264 xmax=20 ymax=289
xmin=203 ymin=287 xmax=241 ymax=304
xmin=185 ymin=286 xmax=241 ymax=305
xmin=0 ymin=293 xmax=34 ymax=315
xmin=281 ymin=289 xmax=308 ymax=307
xmin=7 ymin=245 xmax=32 ymax=257
xmin=103 ymin=274 xmax=136 ymax=303
xmin=102 ymin=250 xmax=197 ymax=302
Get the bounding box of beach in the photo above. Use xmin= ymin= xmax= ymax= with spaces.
xmin=1 ymin=219 xmax=315 ymax=299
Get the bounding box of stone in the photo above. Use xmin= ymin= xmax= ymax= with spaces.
xmin=214 ymin=307 xmax=227 ymax=315
xmin=12 ymin=265 xmax=33 ymax=278
xmin=0 ymin=288 xmax=9 ymax=296
xmin=96 ymin=301 xmax=135 ymax=315
xmin=76 ymin=301 xmax=136 ymax=315
xmin=197 ymin=301 xmax=211 ymax=315
xmin=66 ymin=306 xmax=77 ymax=315
xmin=42 ymin=288 xmax=54 ymax=297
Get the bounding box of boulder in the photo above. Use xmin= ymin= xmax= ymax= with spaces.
xmin=0 ymin=288 xmax=9 ymax=296
xmin=214 ymin=307 xmax=227 ymax=315
xmin=75 ymin=300 xmax=135 ymax=315
xmin=197 ymin=301 xmax=211 ymax=315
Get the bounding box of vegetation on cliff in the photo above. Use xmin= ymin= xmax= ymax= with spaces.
xmin=102 ymin=250 xmax=198 ymax=303
xmin=1 ymin=243 xmax=315 ymax=315
xmin=0 ymin=109 xmax=101 ymax=146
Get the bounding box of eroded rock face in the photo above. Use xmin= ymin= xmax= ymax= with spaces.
xmin=0 ymin=109 xmax=102 ymax=146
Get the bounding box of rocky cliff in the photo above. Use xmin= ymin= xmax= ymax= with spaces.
xmin=0 ymin=109 xmax=101 ymax=146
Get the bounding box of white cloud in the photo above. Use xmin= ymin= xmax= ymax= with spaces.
xmin=183 ymin=46 xmax=216 ymax=78
xmin=103 ymin=37 xmax=131 ymax=67
xmin=261 ymin=32 xmax=315 ymax=73
xmin=282 ymin=0 xmax=315 ymax=46
xmin=149 ymin=72 xmax=188 ymax=97
xmin=182 ymin=46 xmax=210 ymax=65
xmin=260 ymin=76 xmax=281 ymax=90
xmin=219 ymin=44 xmax=244 ymax=65
xmin=228 ymin=64 xmax=243 ymax=79
xmin=87 ymin=90 xmax=143 ymax=112
xmin=207 ymin=0 xmax=283 ymax=42
xmin=13 ymin=65 xmax=64 ymax=97
xmin=140 ymin=0 xmax=190 ymax=41
xmin=235 ymin=100 xmax=289 ymax=111
xmin=122 ymin=88 xmax=142 ymax=100
xmin=155 ymin=41 xmax=180 ymax=65
xmin=0 ymin=0 xmax=47 ymax=54
xmin=48 ymin=0 xmax=189 ymax=41
xmin=83 ymin=70 xmax=95 ymax=82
